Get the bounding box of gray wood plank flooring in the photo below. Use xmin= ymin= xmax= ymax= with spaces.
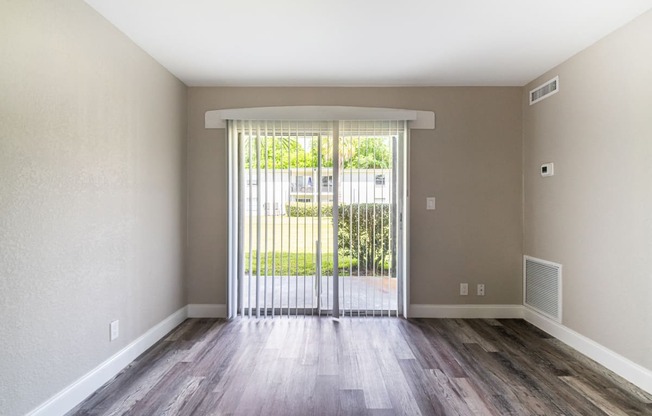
xmin=68 ymin=318 xmax=652 ymax=416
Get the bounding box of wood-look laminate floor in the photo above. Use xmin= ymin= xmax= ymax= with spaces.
xmin=69 ymin=318 xmax=652 ymax=416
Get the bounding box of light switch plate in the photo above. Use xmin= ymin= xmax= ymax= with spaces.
xmin=541 ymin=162 xmax=554 ymax=177
xmin=110 ymin=320 xmax=119 ymax=341
xmin=426 ymin=197 xmax=436 ymax=210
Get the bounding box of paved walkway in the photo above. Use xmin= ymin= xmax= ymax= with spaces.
xmin=241 ymin=275 xmax=398 ymax=314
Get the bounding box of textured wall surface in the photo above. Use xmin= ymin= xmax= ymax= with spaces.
xmin=187 ymin=87 xmax=523 ymax=307
xmin=523 ymin=10 xmax=652 ymax=371
xmin=0 ymin=1 xmax=187 ymax=415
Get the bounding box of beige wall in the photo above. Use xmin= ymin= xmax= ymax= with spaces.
xmin=187 ymin=87 xmax=523 ymax=306
xmin=523 ymin=10 xmax=652 ymax=371
xmin=0 ymin=2 xmax=187 ymax=415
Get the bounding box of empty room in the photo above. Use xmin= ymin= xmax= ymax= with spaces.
xmin=1 ymin=1 xmax=651 ymax=415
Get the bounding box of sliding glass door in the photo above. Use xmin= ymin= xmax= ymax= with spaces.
xmin=228 ymin=120 xmax=406 ymax=318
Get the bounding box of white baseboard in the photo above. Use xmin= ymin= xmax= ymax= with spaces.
xmin=523 ymin=308 xmax=652 ymax=395
xmin=187 ymin=303 xmax=227 ymax=318
xmin=27 ymin=306 xmax=189 ymax=416
xmin=409 ymin=304 xmax=524 ymax=319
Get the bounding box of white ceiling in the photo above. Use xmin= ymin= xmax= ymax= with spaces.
xmin=84 ymin=0 xmax=652 ymax=87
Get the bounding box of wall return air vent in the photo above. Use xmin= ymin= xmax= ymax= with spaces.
xmin=529 ymin=76 xmax=559 ymax=105
xmin=524 ymin=256 xmax=562 ymax=322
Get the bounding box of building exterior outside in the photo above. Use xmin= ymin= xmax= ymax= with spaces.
xmin=243 ymin=168 xmax=393 ymax=215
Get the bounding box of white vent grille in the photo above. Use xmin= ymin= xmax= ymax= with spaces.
xmin=529 ymin=76 xmax=559 ymax=105
xmin=524 ymin=256 xmax=562 ymax=321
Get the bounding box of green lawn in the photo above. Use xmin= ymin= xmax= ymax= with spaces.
xmin=243 ymin=215 xmax=391 ymax=275
xmin=244 ymin=251 xmax=357 ymax=275
xmin=244 ymin=216 xmax=333 ymax=254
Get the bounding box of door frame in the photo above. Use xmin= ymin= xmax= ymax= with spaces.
xmin=219 ymin=106 xmax=435 ymax=318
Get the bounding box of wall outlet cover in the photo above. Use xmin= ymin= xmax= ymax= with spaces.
xmin=477 ymin=284 xmax=485 ymax=296
xmin=460 ymin=283 xmax=468 ymax=296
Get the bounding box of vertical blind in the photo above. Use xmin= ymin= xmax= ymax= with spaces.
xmin=228 ymin=120 xmax=405 ymax=318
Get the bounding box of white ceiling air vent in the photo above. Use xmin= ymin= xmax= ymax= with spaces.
xmin=529 ymin=76 xmax=559 ymax=105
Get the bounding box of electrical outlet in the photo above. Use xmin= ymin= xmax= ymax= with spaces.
xmin=426 ymin=197 xmax=436 ymax=210
xmin=460 ymin=283 xmax=468 ymax=296
xmin=110 ymin=320 xmax=119 ymax=341
xmin=477 ymin=284 xmax=485 ymax=296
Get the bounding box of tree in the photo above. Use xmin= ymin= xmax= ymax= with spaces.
xmin=345 ymin=137 xmax=391 ymax=169
xmin=244 ymin=137 xmax=311 ymax=169
xmin=309 ymin=136 xmax=391 ymax=169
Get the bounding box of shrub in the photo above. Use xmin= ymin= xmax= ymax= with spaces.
xmin=286 ymin=202 xmax=332 ymax=217
xmin=338 ymin=204 xmax=393 ymax=273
